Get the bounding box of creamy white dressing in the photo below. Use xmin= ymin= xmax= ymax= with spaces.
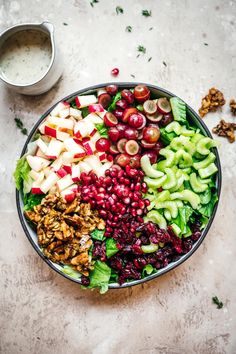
xmin=0 ymin=30 xmax=52 ymax=85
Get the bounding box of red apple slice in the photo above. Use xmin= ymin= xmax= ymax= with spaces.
xmin=50 ymin=101 xmax=70 ymax=117
xmin=71 ymin=164 xmax=80 ymax=182
xmin=70 ymin=107 xmax=82 ymax=120
xmin=56 ymin=168 xmax=68 ymax=178
xmin=75 ymin=95 xmax=97 ymax=108
xmin=40 ymin=172 xmax=59 ymax=194
xmin=47 ymin=116 xmax=74 ymax=130
xmin=88 ymin=104 xmax=104 ymax=113
xmin=26 ymin=155 xmax=50 ymax=172
xmin=36 ymin=138 xmax=48 ymax=154
xmin=57 ymin=174 xmax=74 ymax=192
xmin=45 ymin=139 xmax=64 ymax=159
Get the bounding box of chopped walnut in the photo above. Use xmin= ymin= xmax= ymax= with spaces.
xmin=199 ymin=87 xmax=225 ymax=118
xmin=230 ymin=99 xmax=236 ymax=116
xmin=212 ymin=119 xmax=236 ymax=143
xmin=25 ymin=193 xmax=104 ymax=275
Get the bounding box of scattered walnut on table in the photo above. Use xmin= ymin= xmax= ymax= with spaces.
xmin=212 ymin=119 xmax=236 ymax=143
xmin=199 ymin=87 xmax=226 ymax=118
xmin=24 ymin=193 xmax=105 ymax=276
xmin=230 ymin=99 xmax=236 ymax=116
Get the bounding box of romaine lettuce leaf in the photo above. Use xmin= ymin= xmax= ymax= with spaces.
xmin=14 ymin=156 xmax=31 ymax=191
xmin=160 ymin=128 xmax=177 ymax=145
xmin=142 ymin=264 xmax=156 ymax=277
xmin=94 ymin=123 xmax=108 ymax=138
xmin=172 ymin=205 xmax=194 ymax=236
xmin=106 ymin=238 xmax=119 ymax=258
xmin=88 ymin=261 xmax=111 ymax=294
xmin=198 ymin=192 xmax=218 ymax=217
xmin=90 ymin=228 xmax=105 ymax=241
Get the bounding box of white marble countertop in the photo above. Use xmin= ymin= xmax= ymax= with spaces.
xmin=0 ymin=1 xmax=236 ymax=353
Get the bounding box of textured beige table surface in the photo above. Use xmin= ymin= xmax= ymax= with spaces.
xmin=0 ymin=1 xmax=236 ymax=353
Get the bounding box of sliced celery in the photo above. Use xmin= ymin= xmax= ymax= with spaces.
xmin=155 ymin=160 xmax=167 ymax=172
xmin=159 ymin=148 xmax=176 ymax=167
xmin=162 ymin=168 xmax=177 ymax=189
xmin=156 ymin=190 xmax=171 ymax=202
xmin=181 ymin=127 xmax=195 ymax=137
xmin=193 ymin=152 xmax=216 ymax=170
xmin=170 ymin=190 xmax=200 ymax=209
xmin=144 ymin=175 xmax=167 ymax=188
xmin=155 ymin=201 xmax=179 ymax=219
xmin=164 ymin=209 xmax=171 ymax=220
xmin=198 ymin=163 xmax=218 ymax=179
xmin=170 ymin=97 xmax=186 ymax=122
xmin=147 ymin=201 xmax=156 ymax=211
xmin=141 ymin=243 xmax=159 ymax=253
xmin=170 ymin=136 xmax=196 ymax=155
xmin=141 ymin=155 xmax=164 ymax=178
xmin=144 ymin=210 xmax=167 ymax=229
xmin=191 ymin=133 xmax=205 ymax=144
xmin=165 ymin=121 xmax=182 ymax=135
xmin=171 ymin=223 xmax=182 ymax=236
xmin=196 ymin=137 xmax=217 ymax=155
xmin=176 ymin=150 xmax=193 ymax=168
xmin=189 ymin=173 xmax=208 ymax=193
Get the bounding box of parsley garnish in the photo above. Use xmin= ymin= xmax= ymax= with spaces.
xmin=14 ymin=118 xmax=28 ymax=135
xmin=142 ymin=9 xmax=152 ymax=17
xmin=137 ymin=45 xmax=146 ymax=54
xmin=149 ymin=27 xmax=153 ymax=31
xmin=130 ymin=74 xmax=135 ymax=78
xmin=63 ymin=22 xmax=68 ymax=26
xmin=163 ymin=61 xmax=167 ymax=67
xmin=126 ymin=26 xmax=132 ymax=32
xmin=90 ymin=0 xmax=99 ymax=7
xmin=148 ymin=57 xmax=152 ymax=62
xmin=212 ymin=296 xmax=223 ymax=309
xmin=204 ymin=42 xmax=208 ymax=46
xmin=116 ymin=6 xmax=123 ymax=14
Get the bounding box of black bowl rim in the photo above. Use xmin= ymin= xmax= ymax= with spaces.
xmin=16 ymin=82 xmax=222 ymax=289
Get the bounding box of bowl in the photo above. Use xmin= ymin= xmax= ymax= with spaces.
xmin=16 ymin=82 xmax=222 ymax=289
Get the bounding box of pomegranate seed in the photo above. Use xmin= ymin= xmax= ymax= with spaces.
xmin=136 ymin=208 xmax=143 ymax=216
xmin=108 ymin=196 xmax=115 ymax=205
xmin=98 ymin=187 xmax=105 ymax=193
xmin=130 ymin=183 xmax=135 ymax=190
xmin=131 ymin=201 xmax=139 ymax=208
xmin=124 ymin=178 xmax=130 ymax=185
xmin=118 ymin=170 xmax=124 ymax=178
xmin=111 ymin=67 xmax=119 ymax=76
xmin=99 ymin=210 xmax=107 ymax=218
xmin=134 ymin=183 xmax=141 ymax=191
xmin=132 ymin=193 xmax=139 ymax=202
xmin=104 ymin=176 xmax=112 ymax=185
xmin=123 ymin=197 xmax=131 ymax=204
xmin=111 ymin=222 xmax=117 ymax=227
xmin=120 ymin=206 xmax=126 ymax=214
xmin=119 ymin=176 xmax=125 ymax=184
xmin=105 ymin=170 xmax=110 ymax=176
xmin=104 ymin=231 xmax=111 ymax=237
xmin=113 ymin=216 xmax=118 ymax=222
xmin=131 ymin=209 xmax=137 ymax=217
xmin=111 ymin=194 xmax=118 ymax=202
xmin=144 ymin=199 xmax=151 ymax=206
xmin=106 ymin=227 xmax=113 ymax=233
xmin=95 ymin=193 xmax=105 ymax=201
xmin=139 ymin=200 xmax=145 ymax=209
xmin=105 ymin=201 xmax=110 ymax=209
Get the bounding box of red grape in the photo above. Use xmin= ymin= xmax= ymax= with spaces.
xmin=134 ymin=85 xmax=150 ymax=102
xmin=95 ymin=138 xmax=110 ymax=152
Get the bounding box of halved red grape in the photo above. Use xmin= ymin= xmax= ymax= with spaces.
xmin=98 ymin=93 xmax=112 ymax=108
xmin=116 ymin=153 xmax=131 ymax=167
xmin=113 ymin=108 xmax=124 ymax=120
xmin=117 ymin=138 xmax=128 ymax=153
xmin=109 ymin=144 xmax=119 ymax=154
xmin=137 ymin=129 xmax=144 ymax=140
xmin=122 ymin=107 xmax=138 ymax=123
xmin=108 ymin=127 xmax=120 ymax=142
xmin=124 ymin=127 xmax=138 ymax=140
xmin=96 ymin=138 xmax=110 ymax=152
xmin=143 ymin=126 xmax=160 ymax=143
xmin=116 ymin=99 xmax=128 ymax=110
xmin=146 ymin=111 xmax=163 ymax=122
xmin=157 ymin=98 xmax=171 ymax=114
xmin=104 ymin=112 xmax=118 ymax=127
xmin=125 ymin=140 xmax=139 ymax=156
xmin=159 ymin=113 xmax=174 ymax=126
xmin=134 ymin=85 xmax=150 ymax=102
xmin=105 ymin=85 xmax=118 ymax=96
xmin=116 ymin=123 xmax=126 ymax=138
xmin=141 ymin=139 xmax=156 ymax=149
xmin=130 ymin=154 xmax=141 ymax=168
xmin=143 ymin=100 xmax=157 ymax=115
xmin=121 ymin=89 xmax=134 ymax=104
xmin=142 ymin=150 xmax=158 ymax=164
xmin=128 ymin=113 xmax=146 ymax=129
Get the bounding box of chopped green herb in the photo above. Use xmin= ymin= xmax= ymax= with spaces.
xmin=142 ymin=264 xmax=155 ymax=277
xmin=94 ymin=123 xmax=108 ymax=138
xmin=137 ymin=45 xmax=146 ymax=54
xmin=107 ymin=91 xmax=122 ymax=112
xmin=70 ymin=100 xmax=77 ymax=109
xmin=149 ymin=27 xmax=153 ymax=31
xmin=136 ymin=104 xmax=144 ymax=111
xmin=142 ymin=9 xmax=152 ymax=17
xmin=163 ymin=61 xmax=167 ymax=67
xmin=204 ymin=43 xmax=208 ymax=46
xmin=148 ymin=57 xmax=152 ymax=62
xmin=63 ymin=22 xmax=68 ymax=26
xmin=24 ymin=193 xmax=45 ymax=211
xmin=126 ymin=25 xmax=132 ymax=32
xmin=81 ymin=107 xmax=90 ymax=118
xmin=90 ymin=0 xmax=99 ymax=6
xmin=106 ymin=238 xmax=119 ymax=258
xmin=14 ymin=118 xmax=28 ymax=135
xmin=116 ymin=6 xmax=123 ymax=14
xmin=14 ymin=156 xmax=31 ymax=191
xmin=130 ymin=74 xmax=135 ymax=78
xmin=212 ymin=296 xmax=223 ymax=309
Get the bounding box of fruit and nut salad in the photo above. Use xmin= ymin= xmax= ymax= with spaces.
xmin=14 ymin=84 xmax=219 ymax=293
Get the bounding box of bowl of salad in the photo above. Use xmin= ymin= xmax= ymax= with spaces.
xmin=15 ymin=83 xmax=221 ymax=293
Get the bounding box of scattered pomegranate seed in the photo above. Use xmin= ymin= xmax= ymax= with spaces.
xmin=111 ymin=67 xmax=119 ymax=76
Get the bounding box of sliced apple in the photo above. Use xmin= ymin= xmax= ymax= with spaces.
xmin=35 ymin=148 xmax=49 ymax=159
xmin=40 ymin=172 xmax=59 ymax=194
xmin=58 ymin=107 xmax=70 ymax=119
xmin=71 ymin=164 xmax=80 ymax=182
xmin=57 ymin=174 xmax=74 ymax=192
xmin=64 ymin=138 xmax=86 ymax=157
xmin=45 ymin=139 xmax=64 ymax=159
xmin=61 ymin=152 xmax=81 ymax=164
xmin=84 ymin=155 xmax=102 ymax=175
xmin=47 ymin=116 xmax=74 ymax=130
xmin=26 ymin=155 xmax=50 ymax=172
xmin=75 ymin=95 xmax=97 ymax=108
xmin=74 ymin=121 xmax=89 ymax=138
xmin=29 ymin=170 xmax=44 ymax=181
xmin=78 ymin=161 xmax=92 ymax=173
xmin=88 ymin=104 xmax=104 ymax=113
xmin=36 ymin=138 xmax=48 ymax=154
xmin=51 ymin=156 xmax=63 ymax=171
xmin=85 ymin=113 xmax=103 ymax=124
xmin=70 ymin=108 xmax=82 ymax=120
xmin=63 ymin=165 xmax=72 ymax=174
xmin=43 ymin=166 xmax=52 ymax=178
xmin=56 ymin=167 xmax=68 ymax=178
xmin=57 ymin=130 xmax=70 ymax=141
xmin=50 ymin=101 xmax=70 ymax=117
xmin=44 ymin=125 xmax=57 ymax=138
